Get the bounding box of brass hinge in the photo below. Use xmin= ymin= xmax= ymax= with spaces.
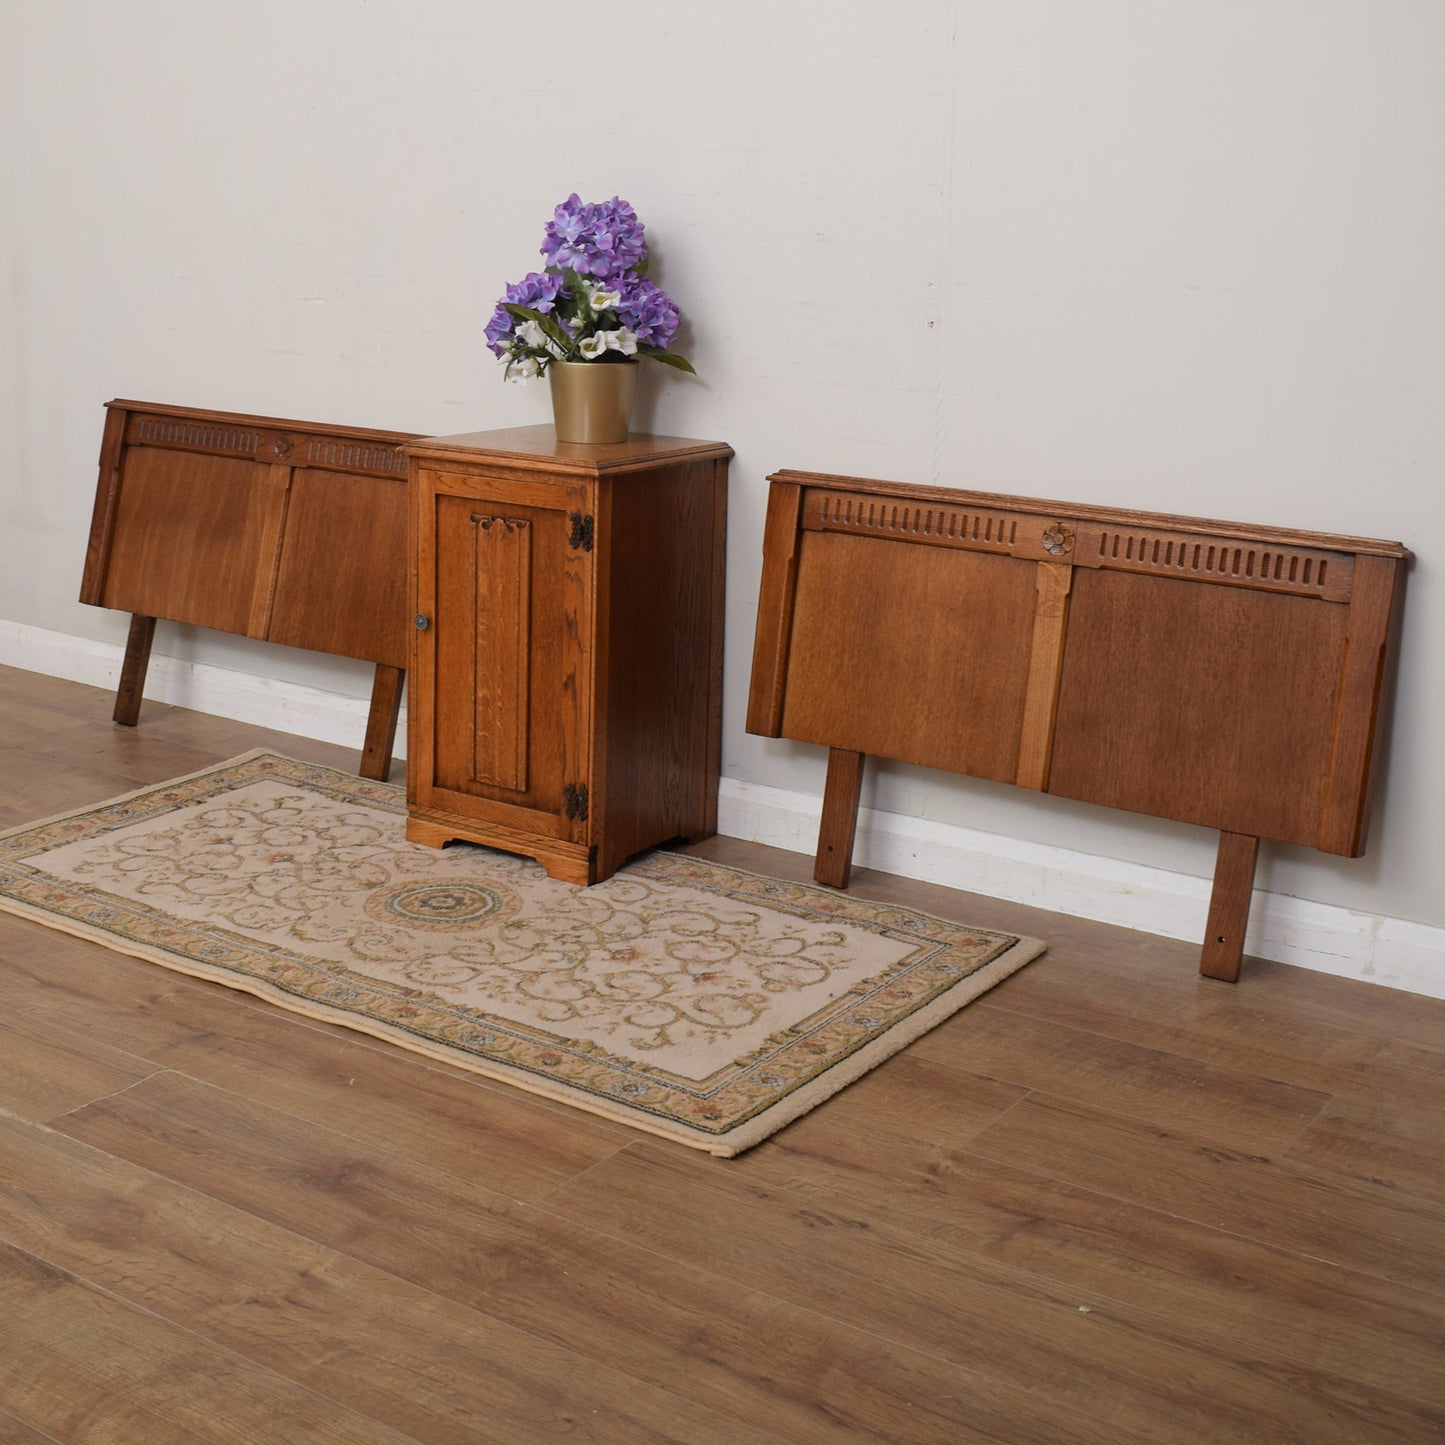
xmin=563 ymin=782 xmax=590 ymax=822
xmin=568 ymin=512 xmax=595 ymax=551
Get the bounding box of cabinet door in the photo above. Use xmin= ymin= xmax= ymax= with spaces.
xmin=412 ymin=469 xmax=594 ymax=843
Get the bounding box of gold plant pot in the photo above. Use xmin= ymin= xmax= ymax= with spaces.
xmin=549 ymin=360 xmax=638 ymax=444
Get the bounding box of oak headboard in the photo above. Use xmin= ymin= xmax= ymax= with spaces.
xmin=747 ymin=470 xmax=1409 ymax=980
xmin=80 ymin=400 xmax=421 ymax=780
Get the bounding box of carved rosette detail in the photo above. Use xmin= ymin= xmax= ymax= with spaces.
xmin=1042 ymin=524 xmax=1075 ymax=556
xmin=270 ymin=436 xmax=294 ymax=459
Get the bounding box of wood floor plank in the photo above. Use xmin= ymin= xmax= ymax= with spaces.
xmin=6 ymin=664 xmax=1445 ymax=1442
xmin=0 ymin=1409 xmax=58 ymax=1444
xmin=973 ymin=961 xmax=1445 ymax=1102
xmin=50 ymin=1070 xmax=1138 ymax=1445
xmin=966 ymin=1092 xmax=1445 ymax=1293
xmin=735 ymin=1111 xmax=1445 ymax=1410
xmin=0 ymin=1113 xmax=774 ymax=1445
xmin=1287 ymin=1091 xmax=1445 ymax=1204
xmin=0 ymin=1010 xmax=156 ymax=1122
xmin=544 ymin=1141 xmax=1445 ymax=1440
xmin=823 ymin=853 xmax=1445 ymax=1049
xmin=4 ymin=923 xmax=635 ymax=1201
xmin=910 ymin=1002 xmax=1333 ymax=1152
xmin=1215 ymin=954 xmax=1445 ymax=1055
xmin=767 ymin=1049 xmax=1028 ymax=1148
xmin=0 ymin=1241 xmax=412 ymax=1444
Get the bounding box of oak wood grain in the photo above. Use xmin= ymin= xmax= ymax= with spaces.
xmin=1014 ymin=559 xmax=1074 ymax=789
xmin=729 ymin=1117 xmax=1445 ymax=1415
xmin=3 ymin=664 xmax=1443 ymax=1443
xmin=0 ymin=917 xmax=631 ymax=1204
xmin=910 ymin=1000 xmax=1333 ymax=1153
xmin=548 ymin=1141 xmax=1445 ymax=1438
xmin=965 ymin=1092 xmax=1445 ymax=1294
xmin=1049 ymin=570 xmax=1346 ymax=842
xmin=406 ymin=433 xmax=730 ymax=884
xmin=0 ymin=1241 xmax=412 ymax=1444
xmin=1288 ymin=1091 xmax=1445 ymax=1204
xmin=814 ymin=745 xmax=865 ymax=887
xmin=778 ymin=531 xmax=1037 ymax=781
xmin=745 ymin=477 xmax=804 ymax=736
xmin=746 ymin=472 xmax=1409 ymax=980
xmin=112 ymin=612 xmax=157 ymax=726
xmin=0 ymin=1114 xmax=768 ymax=1445
xmin=0 ymin=1010 xmax=157 ymax=1122
xmin=52 ymin=1071 xmax=1092 ymax=1445
xmin=956 ymin=946 xmax=1445 ymax=1104
xmin=1200 ymin=831 xmax=1261 ymax=981
xmin=0 ymin=1408 xmax=55 ymax=1442
xmin=79 ymin=401 xmax=418 ymax=781
xmin=1317 ymin=552 xmax=1405 ymax=854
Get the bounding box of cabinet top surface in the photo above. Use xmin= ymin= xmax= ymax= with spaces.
xmin=405 ymin=425 xmax=732 ymax=471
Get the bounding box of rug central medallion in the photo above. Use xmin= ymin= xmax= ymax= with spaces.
xmin=368 ymin=880 xmax=513 ymax=929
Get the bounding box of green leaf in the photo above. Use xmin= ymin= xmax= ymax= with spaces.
xmin=502 ymin=303 xmax=574 ymax=355
xmin=639 ymin=345 xmax=697 ymax=374
xmin=561 ymin=268 xmax=594 ymax=325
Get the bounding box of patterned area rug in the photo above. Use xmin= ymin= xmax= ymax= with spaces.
xmin=0 ymin=752 xmax=1044 ymax=1154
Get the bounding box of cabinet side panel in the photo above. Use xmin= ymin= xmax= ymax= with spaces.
xmin=407 ymin=468 xmax=438 ymax=809
xmin=96 ymin=449 xmax=284 ymax=638
xmin=1048 ymin=570 xmax=1347 ymax=843
xmin=599 ymin=459 xmax=726 ymax=866
xmin=779 ymin=531 xmax=1037 ymax=784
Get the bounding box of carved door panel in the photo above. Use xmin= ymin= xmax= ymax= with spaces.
xmin=412 ymin=471 xmax=594 ymax=845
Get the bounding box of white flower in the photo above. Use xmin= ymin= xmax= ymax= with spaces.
xmin=505 ymin=355 xmax=540 ymax=382
xmin=604 ymin=328 xmax=639 ymax=356
xmin=517 ymin=319 xmax=567 ymax=358
xmin=587 ymin=283 xmax=622 ymax=311
xmin=577 ymin=333 xmax=608 ymax=360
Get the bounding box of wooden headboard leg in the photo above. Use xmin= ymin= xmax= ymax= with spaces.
xmin=360 ymin=663 xmax=405 ymax=783
xmin=113 ymin=614 xmax=157 ymax=727
xmin=1200 ymin=831 xmax=1260 ymax=982
xmin=815 ymin=747 xmax=866 ymax=889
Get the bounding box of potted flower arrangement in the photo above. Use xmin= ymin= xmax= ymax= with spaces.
xmin=485 ymin=194 xmax=695 ymax=443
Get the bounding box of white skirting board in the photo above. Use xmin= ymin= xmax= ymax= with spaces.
xmin=1 ymin=620 xmax=394 ymax=757
xmin=6 ymin=618 xmax=1442 ymax=1000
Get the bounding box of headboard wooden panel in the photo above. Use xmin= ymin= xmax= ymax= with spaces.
xmin=80 ymin=400 xmax=422 ymax=780
xmin=747 ymin=470 xmax=1410 ymax=980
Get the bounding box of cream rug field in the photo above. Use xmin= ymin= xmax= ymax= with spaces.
xmin=0 ymin=752 xmax=1044 ymax=1154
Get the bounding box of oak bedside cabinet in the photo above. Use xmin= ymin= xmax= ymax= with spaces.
xmin=404 ymin=426 xmax=732 ymax=885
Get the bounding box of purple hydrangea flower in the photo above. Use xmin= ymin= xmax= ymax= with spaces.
xmin=541 ymin=193 xmax=648 ymax=279
xmin=487 ymin=197 xmax=693 ymax=377
xmin=615 ymin=273 xmax=681 ymax=349
xmin=484 ymin=270 xmax=564 ymax=356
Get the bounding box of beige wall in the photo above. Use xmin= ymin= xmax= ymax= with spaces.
xmin=3 ymin=2 xmax=1441 ymax=948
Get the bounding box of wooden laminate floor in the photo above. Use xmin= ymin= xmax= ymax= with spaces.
xmin=1 ymin=662 xmax=1443 ymax=1443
